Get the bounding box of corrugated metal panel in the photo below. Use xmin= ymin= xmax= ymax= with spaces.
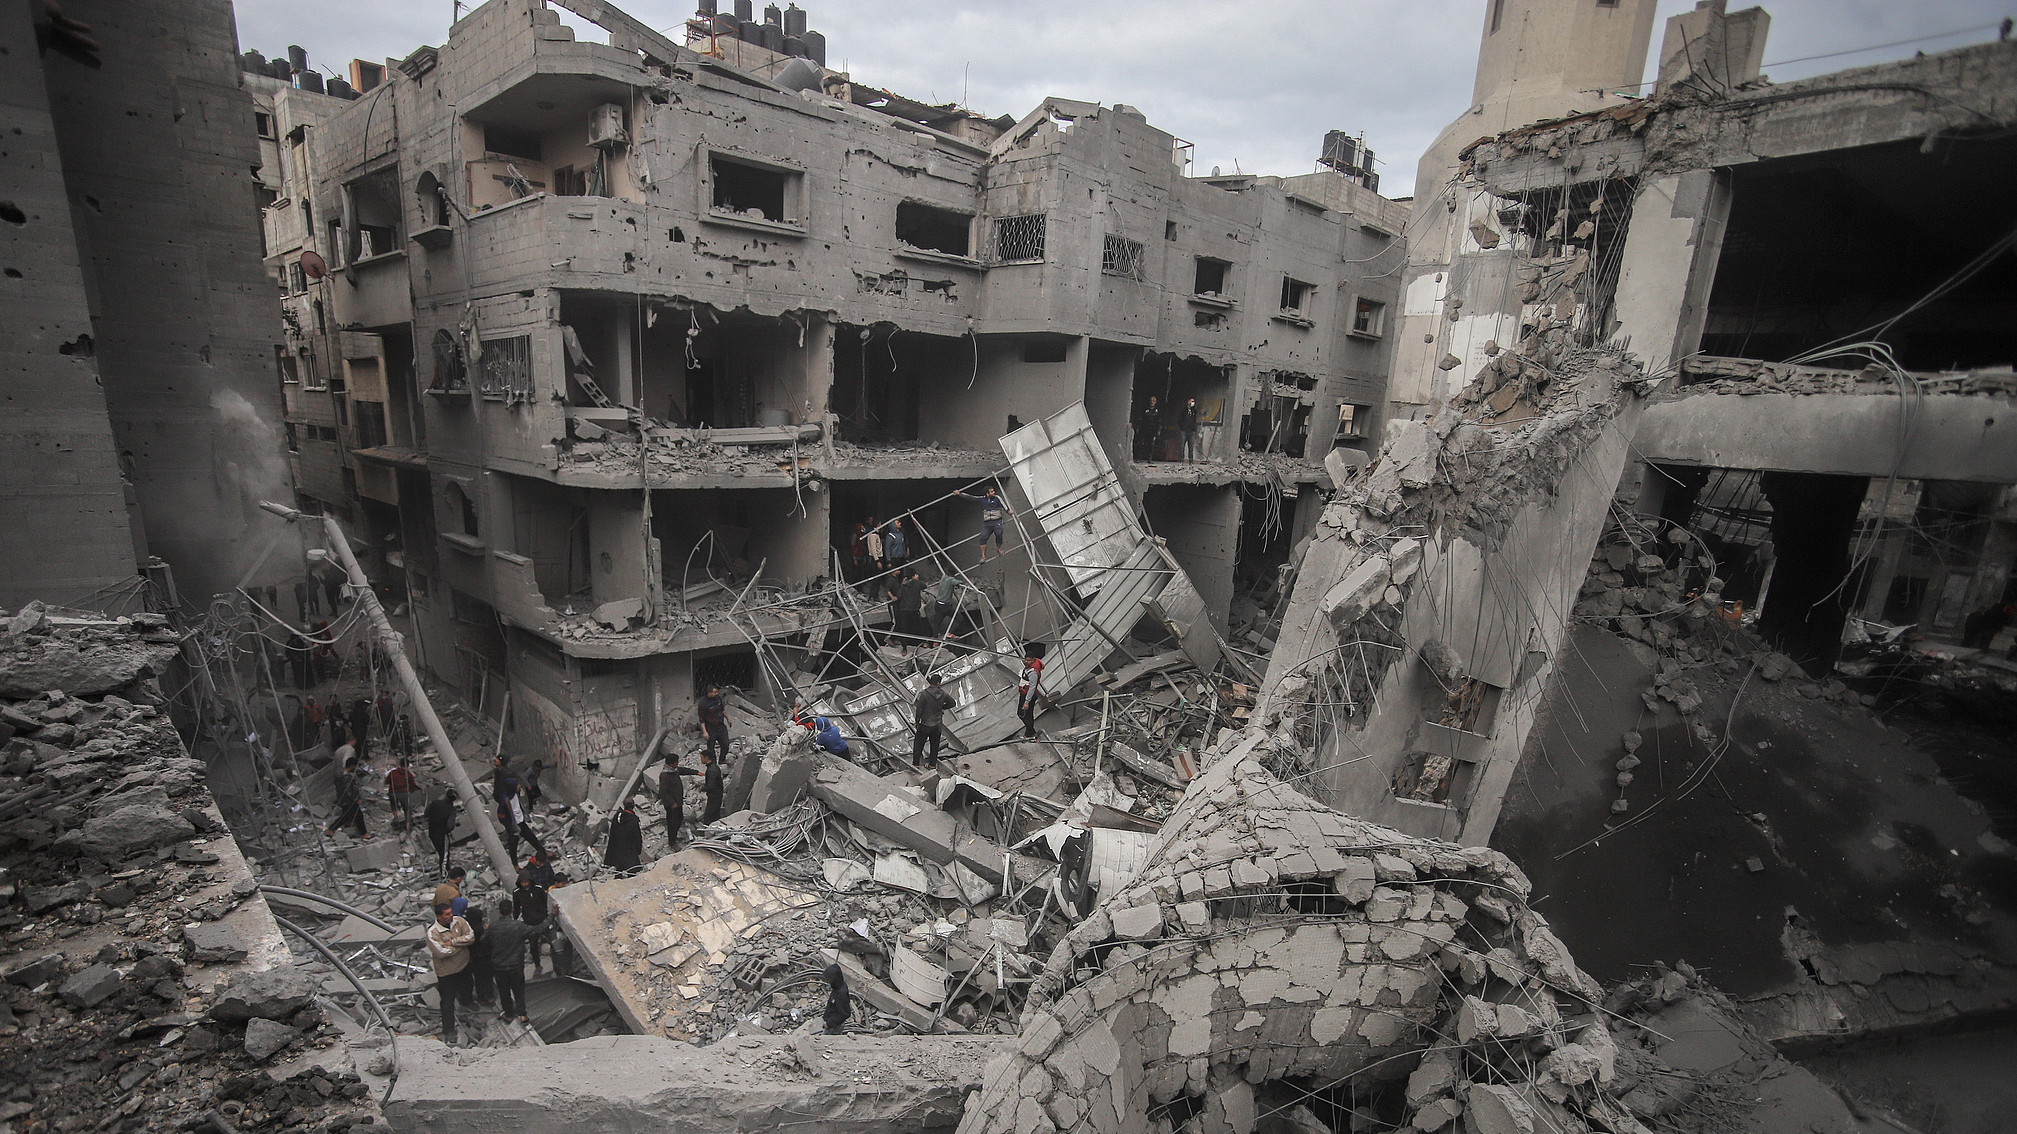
xmin=1001 ymin=404 xmax=1139 ymax=594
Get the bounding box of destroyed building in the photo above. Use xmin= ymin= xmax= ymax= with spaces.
xmin=254 ymin=0 xmax=1410 ymax=805
xmin=4 ymin=0 xmax=2017 ymax=1132
xmin=1 ymin=0 xmax=293 ymax=610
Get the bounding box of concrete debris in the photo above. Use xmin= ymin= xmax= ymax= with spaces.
xmin=1673 ymin=355 xmax=2017 ymax=399
xmin=0 ymin=615 xmax=383 ymax=1134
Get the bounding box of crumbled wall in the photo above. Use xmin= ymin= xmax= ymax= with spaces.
xmin=957 ymin=726 xmax=1625 ymax=1134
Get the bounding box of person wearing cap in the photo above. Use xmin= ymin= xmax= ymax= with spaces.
xmin=426 ymin=901 xmax=476 ymax=1046
xmin=911 ymin=674 xmax=956 ymax=766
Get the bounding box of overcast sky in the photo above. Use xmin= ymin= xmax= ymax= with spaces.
xmin=235 ymin=0 xmax=2013 ymax=199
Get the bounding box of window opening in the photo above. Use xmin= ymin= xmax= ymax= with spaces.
xmin=1021 ymin=338 xmax=1068 ymax=364
xmin=895 ymin=201 xmax=971 ymax=256
xmin=1335 ymin=403 xmax=1368 ymax=443
xmin=476 ymin=334 xmax=533 ymax=402
xmin=1280 ymin=277 xmax=1314 ymax=315
xmin=1101 ymin=234 xmax=1145 ymax=281
xmin=993 ymin=213 xmax=1046 ymax=262
xmin=255 ymin=111 xmax=275 ymax=139
xmin=710 ymin=154 xmax=791 ymax=223
xmin=1193 ymin=257 xmax=1229 ymax=296
xmin=482 ymin=123 xmax=542 ymax=162
xmin=1352 ymin=297 xmax=1387 ymax=336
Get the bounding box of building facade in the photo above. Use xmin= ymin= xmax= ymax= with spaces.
xmin=272 ymin=0 xmax=1409 ymax=801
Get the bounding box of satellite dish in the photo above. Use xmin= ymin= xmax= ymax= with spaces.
xmin=300 ymin=250 xmax=327 ymax=280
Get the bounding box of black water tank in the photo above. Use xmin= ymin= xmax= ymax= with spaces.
xmin=287 ymin=45 xmax=308 ymax=74
xmin=698 ymin=0 xmax=717 ymax=12
xmin=738 ymin=20 xmax=761 ymax=43
xmin=763 ymin=4 xmax=781 ymax=25
xmin=327 ymin=77 xmax=356 ymax=99
xmin=801 ymin=29 xmax=825 ymax=66
xmin=713 ymin=13 xmax=738 ymax=35
xmin=300 ymin=70 xmax=325 ymax=94
xmin=270 ymin=58 xmax=292 ymax=81
xmin=783 ymin=3 xmax=806 ymax=35
xmin=764 ymin=22 xmax=787 ymax=51
xmin=241 ymin=49 xmax=266 ymax=74
xmin=783 ymin=34 xmax=806 ymax=57
xmin=733 ymin=0 xmax=752 ymax=19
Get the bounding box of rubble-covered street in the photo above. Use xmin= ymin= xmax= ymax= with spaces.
xmin=5 ymin=0 xmax=2017 ymax=1132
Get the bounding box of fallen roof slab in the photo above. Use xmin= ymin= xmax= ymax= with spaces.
xmin=385 ymin=1031 xmax=1005 ymax=1134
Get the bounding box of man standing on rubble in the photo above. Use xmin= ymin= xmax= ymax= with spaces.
xmin=497 ymin=775 xmax=545 ymax=863
xmin=427 ymin=901 xmax=477 ymax=1046
xmin=933 ymin=570 xmax=961 ymax=640
xmin=348 ymin=698 xmax=373 ymax=763
xmin=386 ymin=757 xmax=418 ymax=832
xmin=325 ymin=755 xmax=369 ymax=839
xmin=512 ymin=872 xmax=551 ymax=974
xmin=896 ymin=568 xmax=927 ymax=655
xmin=303 ymin=696 xmax=325 ymax=747
xmin=1180 ymin=397 xmax=1201 ymax=463
xmin=487 ymin=899 xmax=533 ymax=1025
xmin=604 ymin=797 xmax=644 ymax=875
xmin=822 ymin=958 xmax=851 ymax=1034
xmin=658 ymin=754 xmax=699 ymax=850
xmin=956 ymin=485 xmax=1013 ymax=562
xmin=391 ymin=712 xmax=415 ymax=760
xmin=1017 ymin=647 xmax=1045 ymax=740
xmin=911 ymin=674 xmax=956 ymax=767
xmin=697 ymin=685 xmax=731 ymax=766
xmin=425 ymin=792 xmax=458 ymax=873
xmin=524 ymin=759 xmax=546 ymax=808
xmin=700 ymin=751 xmax=724 ymax=825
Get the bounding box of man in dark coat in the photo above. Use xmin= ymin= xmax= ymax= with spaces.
xmin=487 ymin=900 xmax=534 ymax=1024
xmin=896 ymin=569 xmax=927 ymax=655
xmin=697 ymin=685 xmax=731 ymax=765
xmin=701 ymin=751 xmax=724 ymax=825
xmin=349 ymin=698 xmax=373 ymax=762
xmin=1179 ymin=397 xmax=1201 ymax=462
xmin=911 ymin=674 xmax=956 ymax=766
xmin=1135 ymin=396 xmax=1162 ymax=461
xmin=604 ymin=799 xmax=644 ymax=875
xmin=425 ymin=791 xmax=457 ymax=874
xmin=658 ymin=756 xmax=699 ymax=850
xmin=822 ymin=960 xmax=851 ymax=1034
xmin=512 ymin=872 xmax=550 ymax=974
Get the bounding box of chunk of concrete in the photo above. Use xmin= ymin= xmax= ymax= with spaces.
xmin=384 ymin=1033 xmax=1004 ymax=1132
xmin=183 ymin=922 xmax=250 ymax=965
xmin=748 ymin=745 xmax=818 ymax=814
xmin=243 ymin=1018 xmax=299 ymax=1061
xmin=58 ymin=963 xmax=122 ymax=1009
xmin=808 ymin=758 xmax=1029 ymax=886
xmin=209 ymin=966 xmax=319 ymax=1022
xmin=5 ymin=954 xmax=66 ymax=988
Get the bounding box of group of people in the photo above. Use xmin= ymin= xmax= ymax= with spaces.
xmin=600 ymin=684 xmax=739 ymax=874
xmin=423 ymin=859 xmax=563 ymax=1045
xmin=1133 ymin=395 xmax=1205 ymax=463
xmin=317 ymin=691 xmax=424 ymax=841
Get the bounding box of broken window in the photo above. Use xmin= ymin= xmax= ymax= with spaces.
xmin=482 ymin=122 xmax=542 ymax=162
xmin=476 ymin=335 xmax=533 ymax=401
xmin=1336 ymin=402 xmax=1368 ymax=442
xmin=255 ymin=111 xmax=274 ymax=140
xmin=1351 ymin=297 xmax=1386 ymax=337
xmin=709 ymin=153 xmax=799 ymax=225
xmin=1193 ymin=257 xmax=1229 ymax=297
xmin=354 ymin=401 xmax=388 ymax=449
xmin=993 ymin=213 xmax=1046 ymax=263
xmin=274 ymin=346 xmax=298 ymax=385
xmin=1279 ymin=276 xmax=1314 ymax=316
xmin=553 ymin=165 xmax=588 ymax=197
xmin=1102 ymin=234 xmax=1145 ymax=281
xmin=429 ymin=328 xmax=466 ymax=393
xmin=895 ymin=201 xmax=972 ymax=257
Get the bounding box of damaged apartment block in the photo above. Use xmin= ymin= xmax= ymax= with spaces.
xmin=266 ymin=0 xmax=1409 ymax=808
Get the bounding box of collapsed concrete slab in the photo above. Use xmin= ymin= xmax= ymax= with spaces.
xmin=957 ymin=725 xmax=1625 ymax=1134
xmin=809 ymin=756 xmax=1037 ymax=887
xmin=385 ymin=1032 xmax=1006 ymax=1133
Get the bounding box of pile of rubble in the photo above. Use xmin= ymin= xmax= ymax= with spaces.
xmin=828 ymin=440 xmax=1006 ymax=470
xmin=0 ymin=605 xmax=386 ymax=1133
xmin=559 ymin=425 xmax=814 ymax=481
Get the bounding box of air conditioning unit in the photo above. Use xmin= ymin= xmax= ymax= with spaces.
xmin=588 ymin=103 xmax=627 ymax=149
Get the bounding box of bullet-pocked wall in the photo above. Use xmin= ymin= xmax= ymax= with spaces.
xmin=30 ymin=0 xmax=294 ymax=603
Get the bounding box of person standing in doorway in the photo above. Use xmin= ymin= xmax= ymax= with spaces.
xmin=911 ymin=673 xmax=956 ymax=767
xmin=1135 ymin=396 xmax=1162 ymax=461
xmin=658 ymin=753 xmax=699 ymax=850
xmin=1017 ymin=647 xmax=1045 ymax=740
xmin=1180 ymin=397 xmax=1201 ymax=463
xmin=426 ymin=902 xmax=476 ymax=1046
xmin=697 ymin=685 xmax=731 ymax=765
xmin=957 ymin=486 xmax=1013 ymax=561
xmin=700 ymin=750 xmax=724 ymax=825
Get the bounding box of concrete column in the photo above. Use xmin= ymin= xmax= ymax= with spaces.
xmin=609 ymin=311 xmax=636 ymax=405
xmin=1146 ymin=485 xmax=1239 ymax=633
xmin=1610 ymin=169 xmax=1733 ymax=376
xmin=802 ymin=315 xmax=835 ymax=423
xmin=589 ymin=492 xmax=651 ymax=608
